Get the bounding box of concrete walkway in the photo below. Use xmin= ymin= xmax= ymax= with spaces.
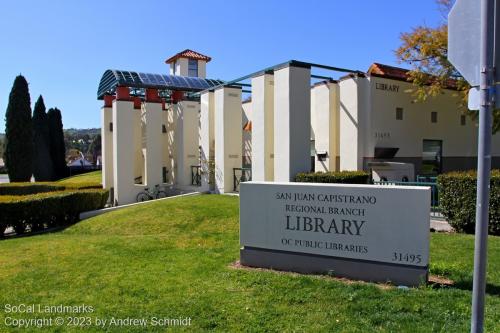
xmin=0 ymin=174 xmax=9 ymax=183
xmin=430 ymin=218 xmax=454 ymax=232
xmin=79 ymin=191 xmax=201 ymax=220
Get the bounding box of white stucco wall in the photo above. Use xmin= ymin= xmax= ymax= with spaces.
xmin=112 ymin=100 xmax=143 ymax=205
xmin=214 ymin=87 xmax=242 ymax=193
xmin=101 ymin=106 xmax=113 ymax=189
xmin=164 ymin=104 xmax=176 ymax=183
xmin=144 ymin=102 xmax=163 ymax=187
xmin=338 ymin=74 xmax=500 ymax=173
xmin=311 ymin=82 xmax=340 ymax=172
xmin=339 ymin=75 xmax=371 ymax=171
xmin=198 ymin=60 xmax=206 ymax=78
xmin=175 ymin=58 xmax=189 ymax=77
xmin=175 ymin=101 xmax=200 ymax=187
xmin=273 ymin=65 xmax=311 ymax=181
xmin=200 ymin=92 xmax=215 ymax=191
xmin=251 ymin=74 xmax=275 ymax=181
xmin=367 ymin=76 xmax=500 ymax=158
xmin=242 ymin=100 xmax=252 ymax=167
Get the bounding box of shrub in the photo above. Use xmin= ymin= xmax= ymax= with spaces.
xmin=0 ymin=189 xmax=109 ymax=235
xmin=0 ymin=183 xmax=65 ymax=196
xmin=437 ymin=170 xmax=500 ymax=235
xmin=294 ymin=171 xmax=370 ymax=184
xmin=0 ymin=182 xmax=101 ymax=196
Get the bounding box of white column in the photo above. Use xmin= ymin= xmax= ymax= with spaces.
xmin=273 ymin=65 xmax=311 ymax=181
xmin=214 ymin=87 xmax=242 ymax=193
xmin=251 ymin=73 xmax=274 ymax=181
xmin=166 ymin=104 xmax=177 ymax=184
xmin=175 ymin=101 xmax=200 ymax=187
xmin=144 ymin=101 xmax=163 ymax=186
xmin=101 ymin=106 xmax=113 ymax=189
xmin=112 ymin=100 xmax=140 ymax=205
xmin=339 ymin=75 xmax=370 ymax=171
xmin=312 ymin=81 xmax=340 ymax=172
xmin=200 ymin=91 xmax=215 ymax=192
xmin=161 ymin=104 xmax=170 ymax=183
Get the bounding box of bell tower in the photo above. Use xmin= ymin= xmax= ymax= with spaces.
xmin=165 ymin=49 xmax=211 ymax=78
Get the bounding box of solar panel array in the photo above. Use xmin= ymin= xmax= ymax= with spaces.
xmin=97 ymin=69 xmax=224 ymax=99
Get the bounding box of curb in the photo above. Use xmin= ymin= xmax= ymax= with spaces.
xmin=79 ymin=192 xmax=201 ymax=220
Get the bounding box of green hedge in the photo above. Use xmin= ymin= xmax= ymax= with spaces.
xmin=294 ymin=171 xmax=370 ymax=184
xmin=0 ymin=189 xmax=109 ymax=236
xmin=0 ymin=182 xmax=101 ymax=196
xmin=437 ymin=170 xmax=500 ymax=235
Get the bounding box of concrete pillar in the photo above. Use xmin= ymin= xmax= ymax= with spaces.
xmin=175 ymin=100 xmax=200 ymax=187
xmin=144 ymin=96 xmax=163 ymax=187
xmin=161 ymin=101 xmax=171 ymax=183
xmin=251 ymin=73 xmax=274 ymax=181
xmin=112 ymin=99 xmax=141 ymax=205
xmin=273 ymin=64 xmax=311 ymax=181
xmin=312 ymin=81 xmax=340 ymax=172
xmin=101 ymin=96 xmax=114 ymax=190
xmin=200 ymin=91 xmax=215 ymax=192
xmin=166 ymin=103 xmax=177 ymax=184
xmin=214 ymin=87 xmax=242 ymax=193
xmin=339 ymin=74 xmax=370 ymax=171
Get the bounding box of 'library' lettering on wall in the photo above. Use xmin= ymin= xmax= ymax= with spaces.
xmin=376 ymin=83 xmax=399 ymax=92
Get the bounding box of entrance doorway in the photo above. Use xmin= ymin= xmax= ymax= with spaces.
xmin=422 ymin=139 xmax=442 ymax=175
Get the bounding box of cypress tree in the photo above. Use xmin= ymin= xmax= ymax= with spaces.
xmin=4 ymin=75 xmax=33 ymax=182
xmin=47 ymin=108 xmax=67 ymax=180
xmin=32 ymin=95 xmax=53 ymax=181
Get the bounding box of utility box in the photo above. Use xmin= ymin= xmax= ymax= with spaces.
xmin=369 ymin=162 xmax=415 ymax=182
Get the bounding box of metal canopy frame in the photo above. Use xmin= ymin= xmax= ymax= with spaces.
xmin=196 ymin=60 xmax=362 ymax=95
xmin=97 ymin=69 xmax=224 ymax=100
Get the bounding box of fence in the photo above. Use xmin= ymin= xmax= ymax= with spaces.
xmin=191 ymin=165 xmax=201 ymax=186
xmin=233 ymin=168 xmax=252 ymax=192
xmin=373 ymin=180 xmax=441 ymax=217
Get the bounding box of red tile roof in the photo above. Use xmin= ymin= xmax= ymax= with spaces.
xmin=367 ymin=63 xmax=410 ymax=81
xmin=367 ymin=62 xmax=458 ymax=88
xmin=243 ymin=120 xmax=252 ymax=132
xmin=165 ymin=49 xmax=212 ymax=64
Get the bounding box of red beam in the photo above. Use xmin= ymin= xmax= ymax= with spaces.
xmin=145 ymin=88 xmax=161 ymax=103
xmin=116 ymin=86 xmax=131 ymax=101
xmin=103 ymin=95 xmax=115 ymax=107
xmin=133 ymin=97 xmax=141 ymax=110
xmin=171 ymin=90 xmax=184 ymax=104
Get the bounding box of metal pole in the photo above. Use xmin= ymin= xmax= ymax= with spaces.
xmin=471 ymin=0 xmax=495 ymax=331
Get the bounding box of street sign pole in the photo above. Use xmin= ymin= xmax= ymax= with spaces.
xmin=471 ymin=0 xmax=495 ymax=331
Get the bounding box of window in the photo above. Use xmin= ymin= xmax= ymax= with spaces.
xmin=431 ymin=111 xmax=438 ymax=123
xmin=396 ymin=107 xmax=403 ymax=120
xmin=188 ymin=59 xmax=198 ymax=77
xmin=461 ymin=115 xmax=466 ymax=126
xmin=422 ymin=139 xmax=442 ymax=175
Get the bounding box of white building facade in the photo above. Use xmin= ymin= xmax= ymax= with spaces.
xmin=98 ymin=53 xmax=500 ymax=205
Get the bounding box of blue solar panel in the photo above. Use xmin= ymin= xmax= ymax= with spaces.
xmin=97 ymin=69 xmax=224 ymax=99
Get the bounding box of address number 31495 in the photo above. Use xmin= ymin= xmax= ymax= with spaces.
xmin=392 ymin=252 xmax=422 ymax=264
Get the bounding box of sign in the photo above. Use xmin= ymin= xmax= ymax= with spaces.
xmin=468 ymin=87 xmax=480 ymax=110
xmin=449 ymin=0 xmax=500 ymax=108
xmin=448 ymin=0 xmax=481 ymax=86
xmin=240 ymin=182 xmax=431 ymax=285
xmin=375 ymin=83 xmax=399 ymax=92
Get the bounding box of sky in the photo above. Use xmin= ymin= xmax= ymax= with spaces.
xmin=0 ymin=0 xmax=445 ymax=132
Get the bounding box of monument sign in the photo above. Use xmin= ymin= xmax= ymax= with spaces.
xmin=240 ymin=182 xmax=431 ymax=286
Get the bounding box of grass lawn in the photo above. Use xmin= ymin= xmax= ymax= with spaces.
xmin=0 ymin=195 xmax=499 ymax=332
xmin=57 ymin=170 xmax=102 ymax=185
